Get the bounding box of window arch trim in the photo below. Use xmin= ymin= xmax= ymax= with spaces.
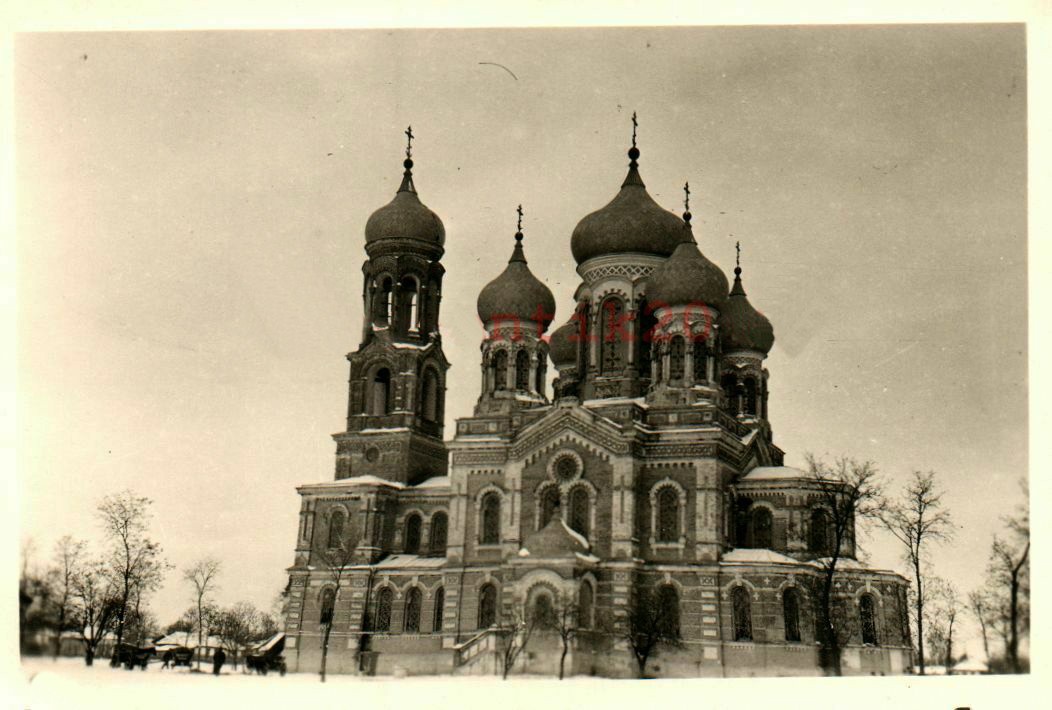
xmin=649 ymin=478 xmax=688 ymax=549
xmin=474 ymin=485 xmax=505 ymax=546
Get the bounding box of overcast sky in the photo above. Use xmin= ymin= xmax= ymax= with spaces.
xmin=16 ymin=25 xmax=1026 ymax=649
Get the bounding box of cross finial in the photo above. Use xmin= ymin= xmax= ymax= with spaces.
xmin=516 ymin=204 xmax=524 ymax=239
xmin=684 ymin=182 xmax=691 ymax=213
xmin=631 ymin=112 xmax=638 ymax=148
xmin=736 ymin=240 xmax=741 ymax=268
xmin=405 ymin=125 xmax=414 ymax=159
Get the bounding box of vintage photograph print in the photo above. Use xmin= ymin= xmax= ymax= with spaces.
xmin=14 ymin=22 xmax=1028 ymax=699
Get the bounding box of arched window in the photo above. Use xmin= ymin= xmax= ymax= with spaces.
xmin=810 ymin=509 xmax=832 ymax=555
xmin=319 ymin=588 xmax=336 ymax=626
xmin=376 ymin=276 xmax=393 ymax=325
xmin=637 ymin=299 xmax=658 ymax=379
xmin=375 ymin=587 xmax=393 ymax=632
xmin=433 ymin=587 xmax=445 ymax=633
xmin=428 ymin=512 xmax=448 ymax=555
xmin=532 ymin=591 xmax=556 ymax=629
xmin=327 ymin=510 xmax=345 ymax=549
xmin=721 ymin=374 xmax=738 ymax=411
xmin=860 ymin=594 xmax=879 ymax=645
xmin=669 ymin=336 xmax=685 ymax=381
xmin=579 ymin=582 xmax=594 ymax=629
xmin=744 ymin=377 xmax=758 ymax=416
xmin=492 ymin=350 xmax=508 ymax=391
xmin=569 ymin=487 xmax=590 ymax=540
xmin=750 ymin=507 xmax=773 ymax=549
xmin=656 ymin=585 xmax=680 ymax=638
xmin=783 ymin=588 xmax=802 ymax=642
xmin=403 ymin=513 xmax=422 ymax=554
xmin=480 ymin=493 xmax=501 ymax=544
xmin=399 ymin=276 xmax=419 ymax=332
xmin=600 ymin=296 xmax=626 ymax=375
xmin=693 ymin=340 xmax=708 ymax=383
xmin=478 ymin=584 xmax=498 ymax=629
xmin=371 ymin=367 xmax=392 ymax=415
xmin=421 ymin=369 xmax=440 ymax=422
xmin=535 ymin=361 xmax=546 ymax=397
xmin=515 ymin=349 xmax=530 ymax=390
xmin=732 ymin=586 xmax=753 ymax=641
xmin=404 ymin=587 xmax=422 ymax=633
xmin=656 ymin=487 xmax=680 ymax=543
xmin=539 ymin=486 xmax=560 ymax=529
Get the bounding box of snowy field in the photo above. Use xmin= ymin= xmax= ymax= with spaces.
xmin=11 ymin=655 xmax=1033 ymax=710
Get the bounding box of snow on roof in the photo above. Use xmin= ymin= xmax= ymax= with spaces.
xmin=581 ymin=396 xmax=647 ymax=408
xmin=154 ymin=632 xmax=227 ymax=649
xmin=740 ymin=429 xmax=758 ymax=446
xmin=301 ymin=476 xmax=406 ymax=490
xmin=560 ymin=519 xmax=589 ymax=549
xmin=413 ymin=476 xmax=450 ymax=489
xmin=741 ymin=465 xmax=809 ymax=481
xmin=721 ymin=548 xmax=799 ymax=565
xmin=254 ymin=632 xmax=285 ymax=654
xmin=359 ymin=427 xmax=410 ymax=434
xmin=374 ymin=554 xmax=447 ymax=569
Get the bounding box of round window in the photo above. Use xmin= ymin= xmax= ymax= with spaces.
xmin=365 ymin=446 xmax=380 ymax=463
xmin=553 ymin=454 xmax=579 ymax=482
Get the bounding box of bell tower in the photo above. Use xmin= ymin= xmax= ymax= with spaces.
xmin=334 ymin=128 xmax=449 ymax=484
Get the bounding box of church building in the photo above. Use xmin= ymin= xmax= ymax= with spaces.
xmin=280 ymin=122 xmax=912 ymax=678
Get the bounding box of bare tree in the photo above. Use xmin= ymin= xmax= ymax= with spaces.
xmin=183 ymin=557 xmax=222 ymax=669
xmin=923 ymin=577 xmax=959 ymax=672
xmin=97 ymin=490 xmax=168 ymax=662
xmin=610 ymin=586 xmax=682 ymax=678
xmin=878 ymin=470 xmax=953 ymax=675
xmin=967 ymin=588 xmax=992 ymax=662
xmin=805 ymin=454 xmax=884 ymax=676
xmin=312 ymin=521 xmax=359 ymax=683
xmin=47 ymin=536 xmax=86 ymax=659
xmin=71 ymin=557 xmax=119 ymax=666
xmin=495 ymin=607 xmax=538 ymax=679
xmin=218 ymin=602 xmax=262 ymax=670
xmin=987 ymin=493 xmax=1029 ymax=673
xmin=551 ymin=595 xmax=581 ymax=680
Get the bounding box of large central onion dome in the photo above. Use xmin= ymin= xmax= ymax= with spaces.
xmin=477 ymin=214 xmax=557 ymax=333
xmin=646 ymin=209 xmax=729 ymax=311
xmin=570 ymin=141 xmax=687 ymax=265
xmin=364 ymin=157 xmax=446 ymax=246
xmin=720 ymin=260 xmax=775 ymax=353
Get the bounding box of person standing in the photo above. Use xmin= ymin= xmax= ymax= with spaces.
xmin=212 ymin=648 xmax=226 ymax=676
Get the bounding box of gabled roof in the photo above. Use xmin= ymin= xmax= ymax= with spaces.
xmin=519 ymin=517 xmax=590 ymax=558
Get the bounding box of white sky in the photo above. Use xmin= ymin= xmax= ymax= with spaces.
xmin=11 ymin=20 xmax=1031 ymax=661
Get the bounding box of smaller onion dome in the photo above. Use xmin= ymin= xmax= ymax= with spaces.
xmin=719 ymin=251 xmax=775 ymax=354
xmin=548 ymin=315 xmax=582 ymax=368
xmin=364 ymin=153 xmax=446 ymax=246
xmin=646 ymin=202 xmax=729 ymax=311
xmin=520 ymin=514 xmax=590 ymax=558
xmin=476 ymin=208 xmax=557 ymax=333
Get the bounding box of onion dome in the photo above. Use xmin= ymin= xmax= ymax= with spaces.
xmin=520 ymin=514 xmax=590 ymax=558
xmin=548 ymin=315 xmax=582 ymax=368
xmin=646 ymin=192 xmax=729 ymax=310
xmin=476 ymin=207 xmax=557 ymax=333
xmin=364 ymin=129 xmax=445 ymax=246
xmin=719 ymin=246 xmax=775 ymax=354
xmin=570 ymin=116 xmax=687 ymax=264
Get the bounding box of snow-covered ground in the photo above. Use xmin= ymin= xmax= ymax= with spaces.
xmin=11 ymin=654 xmax=1037 ymax=710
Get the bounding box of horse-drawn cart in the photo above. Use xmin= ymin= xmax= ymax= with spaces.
xmin=245 ymin=633 xmax=286 ymax=676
